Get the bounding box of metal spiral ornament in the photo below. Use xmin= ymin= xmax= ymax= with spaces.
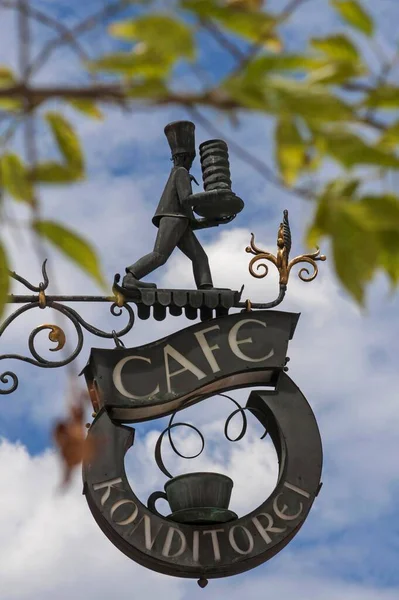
xmin=0 ymin=259 xmax=137 ymax=395
xmin=154 ymin=394 xmax=268 ymax=478
xmin=199 ymin=139 xmax=232 ymax=192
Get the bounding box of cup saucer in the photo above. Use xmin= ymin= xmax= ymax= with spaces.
xmin=167 ymin=507 xmax=238 ymax=525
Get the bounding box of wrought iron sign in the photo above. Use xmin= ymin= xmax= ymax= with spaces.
xmin=0 ymin=120 xmax=326 ymax=586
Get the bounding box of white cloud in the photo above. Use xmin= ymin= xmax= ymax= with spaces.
xmin=0 ymin=438 xmax=184 ymax=600
xmin=0 ymin=436 xmax=397 ymax=600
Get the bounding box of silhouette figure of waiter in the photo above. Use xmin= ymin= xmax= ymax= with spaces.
xmin=123 ymin=121 xmax=231 ymax=291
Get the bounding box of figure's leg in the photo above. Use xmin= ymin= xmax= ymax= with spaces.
xmin=124 ymin=217 xmax=188 ymax=288
xmin=178 ymin=230 xmax=213 ymax=289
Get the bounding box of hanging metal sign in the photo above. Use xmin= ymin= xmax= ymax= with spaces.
xmin=82 ymin=310 xmax=322 ymax=582
xmin=0 ymin=119 xmax=326 ymax=585
xmin=79 ymin=120 xmax=326 ymax=585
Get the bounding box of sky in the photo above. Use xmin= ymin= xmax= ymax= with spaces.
xmin=0 ymin=0 xmax=399 ymax=599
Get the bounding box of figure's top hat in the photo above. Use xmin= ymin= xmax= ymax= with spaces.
xmin=164 ymin=121 xmax=196 ymax=157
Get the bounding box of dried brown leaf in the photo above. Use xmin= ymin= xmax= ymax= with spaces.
xmin=53 ymin=393 xmax=97 ymax=485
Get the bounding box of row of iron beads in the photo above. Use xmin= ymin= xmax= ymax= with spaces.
xmin=199 ymin=139 xmax=232 ymax=192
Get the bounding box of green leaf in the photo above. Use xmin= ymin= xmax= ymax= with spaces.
xmin=320 ymin=128 xmax=399 ymax=169
xmin=306 ymin=198 xmax=330 ymax=247
xmin=275 ymin=116 xmax=306 ymax=185
xmin=180 ymin=0 xmax=222 ymax=17
xmin=67 ymin=99 xmax=103 ymax=120
xmin=308 ymin=190 xmax=399 ymax=300
xmin=324 ymin=177 xmax=361 ymax=200
xmin=110 ymin=15 xmax=195 ymax=60
xmin=309 ymin=197 xmax=377 ymax=302
xmin=0 ymin=66 xmax=14 ymax=87
xmin=364 ymin=85 xmax=399 ymax=109
xmin=90 ymin=50 xmax=172 ymax=77
xmin=306 ymin=177 xmax=360 ymax=245
xmin=33 ymin=221 xmax=106 ymax=289
xmin=221 ymin=76 xmax=354 ymax=119
xmin=30 ymin=162 xmax=82 ymax=184
xmin=263 ymin=33 xmax=283 ymax=53
xmin=0 ymin=153 xmax=34 ymax=204
xmin=181 ymin=0 xmax=276 ymax=42
xmin=0 ymin=67 xmax=20 ymax=109
xmin=225 ymin=0 xmax=264 ymax=9
xmin=45 ymin=112 xmax=84 ymax=175
xmin=332 ymin=203 xmax=378 ymax=303
xmin=0 ymin=99 xmax=22 ymax=111
xmin=214 ymin=11 xmax=276 ymax=42
xmin=360 ymin=194 xmax=399 ymax=286
xmin=331 ymin=0 xmax=374 ymax=36
xmin=307 ymin=60 xmax=365 ymax=84
xmin=247 ymin=54 xmax=327 ymax=78
xmin=360 ymin=194 xmax=399 ymax=229
xmin=0 ymin=241 xmax=10 ymax=320
xmin=377 ymin=121 xmax=399 ymax=150
xmin=311 ymin=34 xmax=359 ymax=61
xmin=221 ymin=75 xmax=272 ymax=110
xmin=270 ymin=79 xmax=354 ymax=121
xmin=378 ymin=231 xmax=399 ymax=286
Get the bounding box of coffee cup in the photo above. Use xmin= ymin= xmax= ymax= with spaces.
xmin=147 ymin=472 xmax=233 ymax=517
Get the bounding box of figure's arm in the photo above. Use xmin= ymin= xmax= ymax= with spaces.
xmin=176 ymin=170 xmax=236 ymax=230
xmin=176 ymin=169 xmax=216 ymax=228
xmin=191 ymin=215 xmax=235 ymax=230
xmin=187 ymin=188 xmax=237 ymax=230
xmin=175 ymin=167 xmax=193 ymax=204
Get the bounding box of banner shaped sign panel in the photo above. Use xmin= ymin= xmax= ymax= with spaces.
xmin=83 ymin=310 xmax=299 ymax=421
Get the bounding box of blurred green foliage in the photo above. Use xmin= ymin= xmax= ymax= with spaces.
xmin=0 ymin=0 xmax=399 ymax=309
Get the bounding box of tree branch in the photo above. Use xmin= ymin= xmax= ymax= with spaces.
xmin=359 ymin=114 xmax=387 ymax=131
xmin=341 ymin=81 xmax=373 ymax=93
xmin=0 ymin=83 xmax=126 ymax=104
xmin=280 ymin=0 xmax=312 ymax=20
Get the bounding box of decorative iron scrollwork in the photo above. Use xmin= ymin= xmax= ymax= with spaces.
xmin=154 ymin=394 xmax=268 ymax=479
xmin=8 ymin=259 xmax=50 ymax=293
xmin=245 ymin=210 xmax=326 ymax=304
xmin=43 ymin=325 xmax=66 ymax=351
xmin=0 ymin=261 xmax=135 ymax=395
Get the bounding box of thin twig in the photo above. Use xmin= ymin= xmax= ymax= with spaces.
xmin=28 ymin=0 xmax=130 ymax=78
xmin=370 ymin=37 xmax=391 ymax=73
xmin=341 ymin=81 xmax=373 ymax=93
xmin=381 ymin=49 xmax=399 ymax=82
xmin=17 ymin=0 xmax=38 ymax=208
xmin=200 ymin=18 xmax=246 ymax=62
xmin=0 ymin=116 xmax=22 ymax=148
xmin=230 ymin=0 xmax=312 ymax=77
xmin=0 ymin=0 xmax=94 ymax=80
xmin=358 ymin=115 xmax=386 ymax=131
xmin=17 ymin=0 xmax=29 ymax=81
